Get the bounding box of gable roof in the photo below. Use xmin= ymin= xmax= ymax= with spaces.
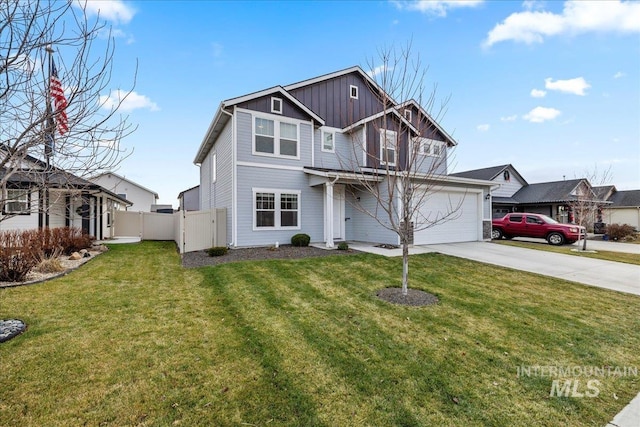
xmin=607 ymin=190 xmax=640 ymax=208
xmin=396 ymin=100 xmax=457 ymax=147
xmin=342 ymin=108 xmax=419 ymax=134
xmin=451 ymin=164 xmax=528 ymax=184
xmin=511 ymin=178 xmax=586 ymax=204
xmin=1 ymin=168 xmax=131 ymax=205
xmin=90 ymin=172 xmax=159 ymax=199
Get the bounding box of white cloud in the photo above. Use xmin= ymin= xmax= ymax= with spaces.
xmin=477 ymin=124 xmax=490 ymax=131
xmin=483 ymin=0 xmax=640 ymax=47
xmin=545 ymin=77 xmax=590 ymax=95
xmin=81 ymin=0 xmax=136 ymax=24
xmin=393 ymin=0 xmax=483 ymax=17
xmin=100 ymin=90 xmax=159 ymax=112
xmin=613 ymin=71 xmax=626 ymax=79
xmin=530 ymin=88 xmax=547 ymax=98
xmin=500 ymin=114 xmax=518 ymax=122
xmin=522 ymin=106 xmax=561 ymax=123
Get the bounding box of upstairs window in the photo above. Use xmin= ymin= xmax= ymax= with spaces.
xmin=414 ymin=138 xmax=444 ymax=157
xmin=271 ymin=97 xmax=283 ymax=114
xmin=255 ymin=118 xmax=275 ymax=154
xmin=379 ymin=129 xmax=397 ymax=167
xmin=322 ymin=131 xmax=335 ymax=152
xmin=404 ymin=109 xmax=412 ymax=122
xmin=254 ymin=116 xmax=299 ymax=158
xmin=350 ymin=85 xmax=359 ymax=99
xmin=4 ymin=189 xmax=30 ymax=215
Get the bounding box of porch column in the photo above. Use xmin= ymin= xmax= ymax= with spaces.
xmin=325 ymin=182 xmax=334 ymax=248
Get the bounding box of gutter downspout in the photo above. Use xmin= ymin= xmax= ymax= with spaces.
xmin=220 ymin=107 xmax=235 ymax=248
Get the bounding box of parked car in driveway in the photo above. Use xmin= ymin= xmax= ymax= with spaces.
xmin=491 ymin=213 xmax=586 ymax=245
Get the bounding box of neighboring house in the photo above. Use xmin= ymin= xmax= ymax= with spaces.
xmin=599 ymin=189 xmax=640 ymax=230
xmin=178 ymin=185 xmax=200 ymax=211
xmin=89 ymin=172 xmax=159 ymax=212
xmin=1 ymin=150 xmax=131 ymax=240
xmin=454 ymin=164 xmax=600 ymax=222
xmin=454 ymin=164 xmax=640 ymax=230
xmin=193 ymin=66 xmax=493 ymax=248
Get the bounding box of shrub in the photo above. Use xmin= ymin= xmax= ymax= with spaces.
xmin=606 ymin=224 xmax=636 ymax=241
xmin=207 ymin=246 xmax=228 ymax=257
xmin=291 ymin=233 xmax=310 ymax=247
xmin=337 ymin=242 xmax=349 ymax=251
xmin=0 ymin=230 xmax=39 ymax=282
xmin=35 ymin=257 xmax=65 ymax=274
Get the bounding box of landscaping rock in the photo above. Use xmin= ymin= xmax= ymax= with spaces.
xmin=0 ymin=319 xmax=26 ymax=343
xmin=69 ymin=252 xmax=82 ymax=260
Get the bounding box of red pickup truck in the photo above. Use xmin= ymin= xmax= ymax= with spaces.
xmin=491 ymin=213 xmax=585 ymax=245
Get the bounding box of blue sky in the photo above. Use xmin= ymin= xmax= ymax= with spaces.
xmin=80 ymin=0 xmax=639 ymax=204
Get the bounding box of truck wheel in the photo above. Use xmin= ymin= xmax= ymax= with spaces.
xmin=491 ymin=228 xmax=503 ymax=240
xmin=547 ymin=232 xmax=565 ymax=246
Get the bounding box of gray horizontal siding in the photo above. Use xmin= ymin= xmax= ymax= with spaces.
xmin=345 ymin=184 xmax=398 ymax=245
xmin=235 ymin=165 xmax=323 ymax=247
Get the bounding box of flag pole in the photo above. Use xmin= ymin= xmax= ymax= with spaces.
xmin=45 ymin=44 xmax=55 ymax=168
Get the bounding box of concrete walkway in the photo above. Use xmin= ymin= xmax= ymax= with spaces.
xmin=349 ymin=240 xmax=640 ymax=427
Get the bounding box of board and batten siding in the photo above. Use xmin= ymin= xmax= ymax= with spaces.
xmin=235 ymin=165 xmax=324 ymax=247
xmin=288 ymin=72 xmax=383 ymax=129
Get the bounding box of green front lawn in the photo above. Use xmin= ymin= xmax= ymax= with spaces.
xmin=493 ymin=239 xmax=640 ymax=265
xmin=1 ymin=241 xmax=639 ymax=426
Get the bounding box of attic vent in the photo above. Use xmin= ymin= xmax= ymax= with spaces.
xmin=271 ymin=97 xmax=283 ymax=114
xmin=350 ymin=85 xmax=359 ymax=99
xmin=503 ymin=170 xmax=510 ymax=181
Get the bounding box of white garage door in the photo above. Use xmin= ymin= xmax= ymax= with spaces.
xmin=413 ymin=190 xmax=479 ymax=245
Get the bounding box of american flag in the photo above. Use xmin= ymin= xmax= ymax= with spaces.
xmin=50 ymin=59 xmax=68 ymax=135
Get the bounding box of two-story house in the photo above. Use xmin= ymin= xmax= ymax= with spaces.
xmin=194 ymin=66 xmax=493 ymax=248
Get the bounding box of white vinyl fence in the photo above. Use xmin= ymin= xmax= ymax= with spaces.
xmin=113 ymin=208 xmax=226 ymax=253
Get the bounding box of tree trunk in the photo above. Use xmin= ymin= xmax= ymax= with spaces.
xmin=402 ymin=240 xmax=409 ymax=296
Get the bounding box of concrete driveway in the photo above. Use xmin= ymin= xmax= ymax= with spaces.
xmin=424 ymin=242 xmax=640 ymax=296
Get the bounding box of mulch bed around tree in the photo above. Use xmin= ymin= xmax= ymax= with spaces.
xmin=181 ymin=244 xmax=361 ymax=268
xmin=376 ymin=287 xmax=439 ymax=307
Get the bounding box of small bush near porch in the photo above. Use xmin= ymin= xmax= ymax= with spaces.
xmin=1 ymin=241 xmax=639 ymax=426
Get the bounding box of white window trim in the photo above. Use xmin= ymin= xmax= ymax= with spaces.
xmin=252 ymin=113 xmax=301 ymax=160
xmin=271 ymin=97 xmax=283 ymax=114
xmin=252 ymin=188 xmax=302 ymax=231
xmin=4 ymin=189 xmax=31 ymax=215
xmin=321 ymin=130 xmax=335 ymax=153
xmin=211 ymin=152 xmax=217 ymax=183
xmin=404 ymin=109 xmax=412 ymax=121
xmin=379 ymin=129 xmax=397 ymax=167
xmin=414 ymin=137 xmax=444 ymax=157
xmin=350 ymin=85 xmax=359 ymax=99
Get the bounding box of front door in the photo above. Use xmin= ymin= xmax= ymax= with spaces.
xmin=333 ymin=185 xmax=345 ymax=240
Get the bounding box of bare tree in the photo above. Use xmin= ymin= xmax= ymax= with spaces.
xmin=1 ymin=0 xmax=135 ymax=222
xmin=338 ymin=44 xmax=463 ymax=296
xmin=569 ymin=166 xmax=613 ymax=251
